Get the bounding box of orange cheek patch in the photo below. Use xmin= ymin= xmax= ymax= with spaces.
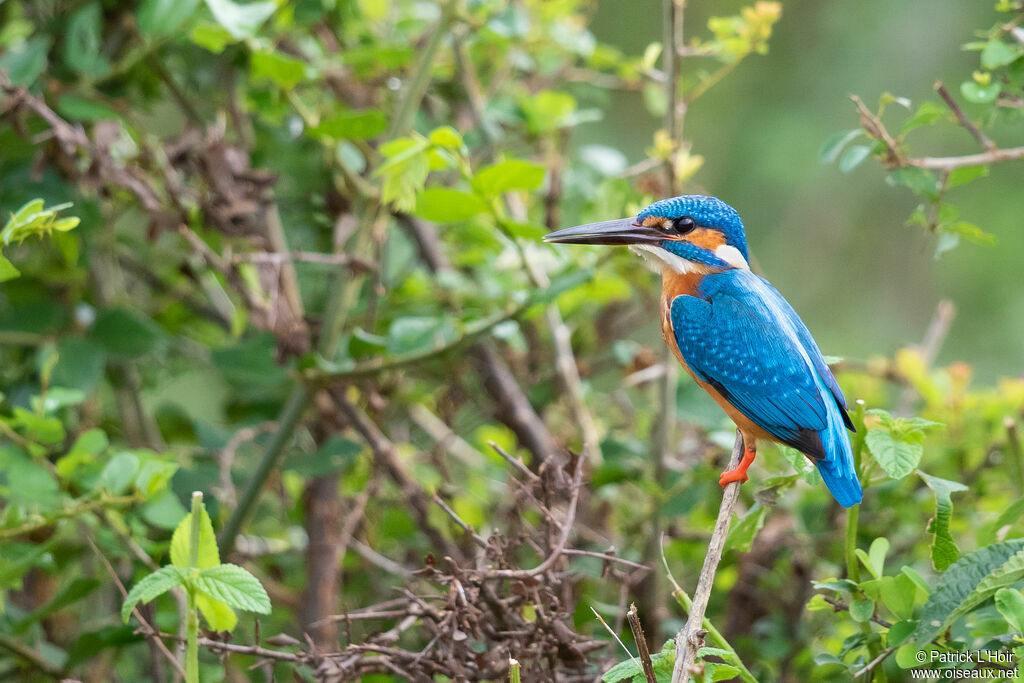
xmin=685 ymin=228 xmax=726 ymax=250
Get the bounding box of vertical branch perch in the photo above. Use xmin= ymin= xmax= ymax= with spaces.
xmin=671 ymin=431 xmax=744 ymax=683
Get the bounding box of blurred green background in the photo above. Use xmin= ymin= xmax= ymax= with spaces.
xmin=580 ymin=0 xmax=1024 ymax=381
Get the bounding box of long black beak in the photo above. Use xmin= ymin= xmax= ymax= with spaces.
xmin=543 ymin=218 xmax=664 ymax=246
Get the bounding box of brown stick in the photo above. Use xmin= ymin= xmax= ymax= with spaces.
xmin=934 ymin=80 xmax=995 ymax=151
xmin=627 ymin=603 xmax=657 ymax=683
xmin=671 ymin=431 xmax=744 ymax=683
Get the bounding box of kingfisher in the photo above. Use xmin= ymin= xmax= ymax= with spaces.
xmin=543 ymin=195 xmax=862 ymax=507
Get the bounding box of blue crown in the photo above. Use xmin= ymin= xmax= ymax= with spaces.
xmin=638 ymin=195 xmax=748 ymax=260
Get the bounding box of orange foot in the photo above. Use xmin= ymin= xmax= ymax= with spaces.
xmin=719 ymin=445 xmax=756 ymax=488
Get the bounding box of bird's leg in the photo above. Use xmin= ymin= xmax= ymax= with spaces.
xmin=719 ymin=440 xmax=756 ymax=487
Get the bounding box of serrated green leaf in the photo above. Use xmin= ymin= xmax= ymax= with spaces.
xmin=194 ymin=564 xmax=271 ymax=614
xmin=473 ymin=159 xmax=546 ymax=196
xmin=170 ymin=506 xmax=219 ymax=569
xmin=601 ymin=656 xmax=643 ymax=682
xmin=121 ymin=566 xmax=186 ymax=623
xmin=866 ymin=429 xmax=922 ymax=480
xmin=913 ymin=539 xmax=1024 ymax=645
xmin=413 ymin=188 xmax=488 ymax=223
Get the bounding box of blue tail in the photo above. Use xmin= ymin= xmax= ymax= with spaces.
xmin=813 ymin=376 xmax=862 ymax=507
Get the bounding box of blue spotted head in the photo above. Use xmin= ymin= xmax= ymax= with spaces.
xmin=544 ymin=195 xmax=749 ymax=273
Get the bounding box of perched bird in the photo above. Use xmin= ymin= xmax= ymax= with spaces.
xmin=544 ymin=195 xmax=862 ymax=507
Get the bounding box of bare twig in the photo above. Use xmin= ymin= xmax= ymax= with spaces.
xmin=934 ymin=81 xmax=995 ymax=151
xmin=627 ymin=603 xmax=657 ymax=683
xmin=486 ymin=454 xmax=585 ymax=579
xmin=86 ymin=537 xmax=187 ymax=678
xmin=671 ymin=431 xmax=744 ymax=683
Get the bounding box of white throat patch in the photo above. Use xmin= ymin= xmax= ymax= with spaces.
xmin=628 ymin=243 xmax=750 ymax=274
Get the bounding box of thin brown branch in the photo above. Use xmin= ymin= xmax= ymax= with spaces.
xmin=934 ymin=80 xmax=995 ymax=151
xmin=907 ymin=146 xmax=1024 ymax=170
xmin=821 ymin=596 xmax=892 ymax=628
xmin=671 ymin=432 xmax=744 ymax=683
xmin=897 ymin=299 xmax=955 ymax=413
xmin=486 ymin=454 xmax=585 ymax=579
xmin=86 ymin=537 xmax=187 ymax=678
xmin=627 ymin=603 xmax=657 ymax=683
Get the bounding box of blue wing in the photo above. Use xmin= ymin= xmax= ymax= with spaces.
xmin=670 ymin=269 xmax=862 ymax=506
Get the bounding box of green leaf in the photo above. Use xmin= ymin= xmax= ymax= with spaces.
xmin=56 ymin=95 xmax=121 ymax=122
xmin=865 ymin=429 xmax=922 ymax=480
xmin=981 ymin=40 xmax=1020 ymax=69
xmin=725 ymin=502 xmax=767 ymax=553
xmin=0 ymin=255 xmax=20 ymax=282
xmin=850 ymin=598 xmax=875 ymax=623
xmin=898 ymin=101 xmax=946 ymax=136
xmin=918 ymin=471 xmax=968 ymax=570
xmin=819 ymin=129 xmax=862 ymax=164
xmin=203 ymin=0 xmax=276 ymax=40
xmin=428 ymin=126 xmax=463 ymax=149
xmin=946 ymin=164 xmax=988 ymax=189
xmin=856 ymin=537 xmax=890 ymax=579
xmin=0 ymin=36 xmax=50 ymax=86
xmin=601 ymin=656 xmax=643 ymax=682
xmin=413 ymin=188 xmax=488 ymax=223
xmin=1 ymin=199 xmax=80 ymax=246
xmin=196 ymin=593 xmax=238 ymax=631
xmin=311 ymin=110 xmax=387 ymax=141
xmin=996 ymin=588 xmax=1024 ymax=633
xmin=90 ymin=309 xmax=163 ymax=358
xmin=121 ymin=566 xmax=186 ymax=623
xmin=189 ymin=20 xmax=236 ymax=52
xmin=838 ymin=145 xmax=871 ymax=173
xmin=63 ymin=3 xmax=110 ymax=77
xmin=137 ymin=0 xmax=200 ymax=38
xmin=250 ymin=50 xmax=309 ymax=89
xmin=913 ymin=539 xmax=1024 ymax=645
xmin=135 ymin=459 xmax=179 ymax=497
xmin=96 ymin=452 xmax=140 ymax=495
xmin=941 ymin=221 xmax=996 ymax=246
xmin=473 ymin=159 xmax=546 ymax=196
xmin=960 ymin=80 xmax=1000 ymax=104
xmin=886 ymin=168 xmax=939 ymax=197
xmin=194 ymin=564 xmax=271 ymax=614
xmin=170 ymin=505 xmax=220 ymax=569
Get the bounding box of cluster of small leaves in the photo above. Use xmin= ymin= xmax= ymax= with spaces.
xmin=0 ymin=199 xmax=79 ymax=281
xmin=122 ymin=497 xmax=271 ymax=632
xmin=821 ymin=2 xmax=1023 ymax=256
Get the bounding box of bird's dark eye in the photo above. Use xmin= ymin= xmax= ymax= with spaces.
xmin=672 ymin=216 xmax=697 ymax=234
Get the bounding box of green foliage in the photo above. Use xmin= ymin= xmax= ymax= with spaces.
xmin=0 ymin=0 xmax=1022 ymax=680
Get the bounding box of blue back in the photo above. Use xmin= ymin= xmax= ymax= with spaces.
xmin=669 ymin=268 xmax=862 ymax=506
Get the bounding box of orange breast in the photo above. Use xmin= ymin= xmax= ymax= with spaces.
xmin=659 ymin=268 xmax=774 ymax=445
